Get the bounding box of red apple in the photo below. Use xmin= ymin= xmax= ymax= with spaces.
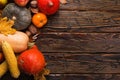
xmin=37 ymin=0 xmax=60 ymax=15
xmin=14 ymin=0 xmax=29 ymax=7
xmin=0 ymin=0 xmax=8 ymax=8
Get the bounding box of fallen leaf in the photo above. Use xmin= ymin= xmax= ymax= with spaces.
xmin=59 ymin=0 xmax=67 ymax=4
xmin=34 ymin=68 xmax=50 ymax=80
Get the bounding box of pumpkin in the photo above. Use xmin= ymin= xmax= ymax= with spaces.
xmin=2 ymin=3 xmax=31 ymax=30
xmin=0 ymin=31 xmax=29 ymax=53
xmin=17 ymin=45 xmax=46 ymax=75
xmin=32 ymin=12 xmax=47 ymax=28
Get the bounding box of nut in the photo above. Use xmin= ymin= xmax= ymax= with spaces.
xmin=30 ymin=7 xmax=39 ymax=13
xmin=28 ymin=24 xmax=38 ymax=35
xmin=30 ymin=0 xmax=38 ymax=8
xmin=25 ymin=30 xmax=32 ymax=37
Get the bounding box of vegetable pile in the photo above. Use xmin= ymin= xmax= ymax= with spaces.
xmin=0 ymin=0 xmax=62 ymax=79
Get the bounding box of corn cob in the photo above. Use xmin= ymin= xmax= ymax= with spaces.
xmin=0 ymin=61 xmax=8 ymax=78
xmin=1 ymin=41 xmax=20 ymax=78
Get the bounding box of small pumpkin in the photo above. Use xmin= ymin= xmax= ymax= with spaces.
xmin=0 ymin=31 xmax=29 ymax=53
xmin=2 ymin=3 xmax=31 ymax=30
xmin=32 ymin=12 xmax=47 ymax=28
xmin=18 ymin=45 xmax=46 ymax=75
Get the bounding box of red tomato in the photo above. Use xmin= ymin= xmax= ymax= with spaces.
xmin=17 ymin=45 xmax=46 ymax=75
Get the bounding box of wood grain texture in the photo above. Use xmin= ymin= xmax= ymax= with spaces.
xmin=43 ymin=52 xmax=120 ymax=73
xmin=41 ymin=10 xmax=120 ymax=33
xmin=47 ymin=74 xmax=120 ymax=80
xmin=60 ymin=0 xmax=120 ymax=11
xmin=2 ymin=73 xmax=120 ymax=80
xmin=33 ymin=0 xmax=120 ymax=79
xmin=36 ymin=33 xmax=120 ymax=52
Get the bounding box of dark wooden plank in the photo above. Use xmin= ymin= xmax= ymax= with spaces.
xmin=47 ymin=74 xmax=120 ymax=80
xmin=3 ymin=73 xmax=120 ymax=80
xmin=47 ymin=74 xmax=87 ymax=80
xmin=60 ymin=0 xmax=120 ymax=11
xmin=43 ymin=52 xmax=120 ymax=73
xmin=8 ymin=0 xmax=120 ymax=11
xmin=42 ymin=11 xmax=120 ymax=33
xmin=36 ymin=33 xmax=120 ymax=52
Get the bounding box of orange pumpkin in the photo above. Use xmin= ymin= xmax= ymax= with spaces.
xmin=32 ymin=12 xmax=47 ymax=28
xmin=17 ymin=45 xmax=46 ymax=75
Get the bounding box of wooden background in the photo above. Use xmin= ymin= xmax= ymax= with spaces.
xmin=2 ymin=0 xmax=120 ymax=80
xmin=36 ymin=0 xmax=120 ymax=80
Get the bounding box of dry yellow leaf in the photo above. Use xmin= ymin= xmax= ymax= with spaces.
xmin=34 ymin=68 xmax=50 ymax=80
xmin=0 ymin=17 xmax=16 ymax=36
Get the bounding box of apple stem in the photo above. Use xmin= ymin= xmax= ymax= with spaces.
xmin=48 ymin=1 xmax=54 ymax=7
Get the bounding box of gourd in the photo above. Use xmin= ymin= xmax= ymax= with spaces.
xmin=0 ymin=31 xmax=29 ymax=53
xmin=2 ymin=3 xmax=31 ymax=30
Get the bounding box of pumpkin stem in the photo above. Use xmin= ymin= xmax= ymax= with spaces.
xmin=28 ymin=42 xmax=35 ymax=49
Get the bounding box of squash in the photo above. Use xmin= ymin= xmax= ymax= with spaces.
xmin=2 ymin=3 xmax=31 ymax=30
xmin=0 ymin=31 xmax=29 ymax=53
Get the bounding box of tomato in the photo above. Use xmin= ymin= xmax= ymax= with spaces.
xmin=32 ymin=13 xmax=47 ymax=28
xmin=17 ymin=45 xmax=46 ymax=75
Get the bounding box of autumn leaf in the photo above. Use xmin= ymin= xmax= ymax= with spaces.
xmin=34 ymin=68 xmax=50 ymax=80
xmin=59 ymin=0 xmax=67 ymax=4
